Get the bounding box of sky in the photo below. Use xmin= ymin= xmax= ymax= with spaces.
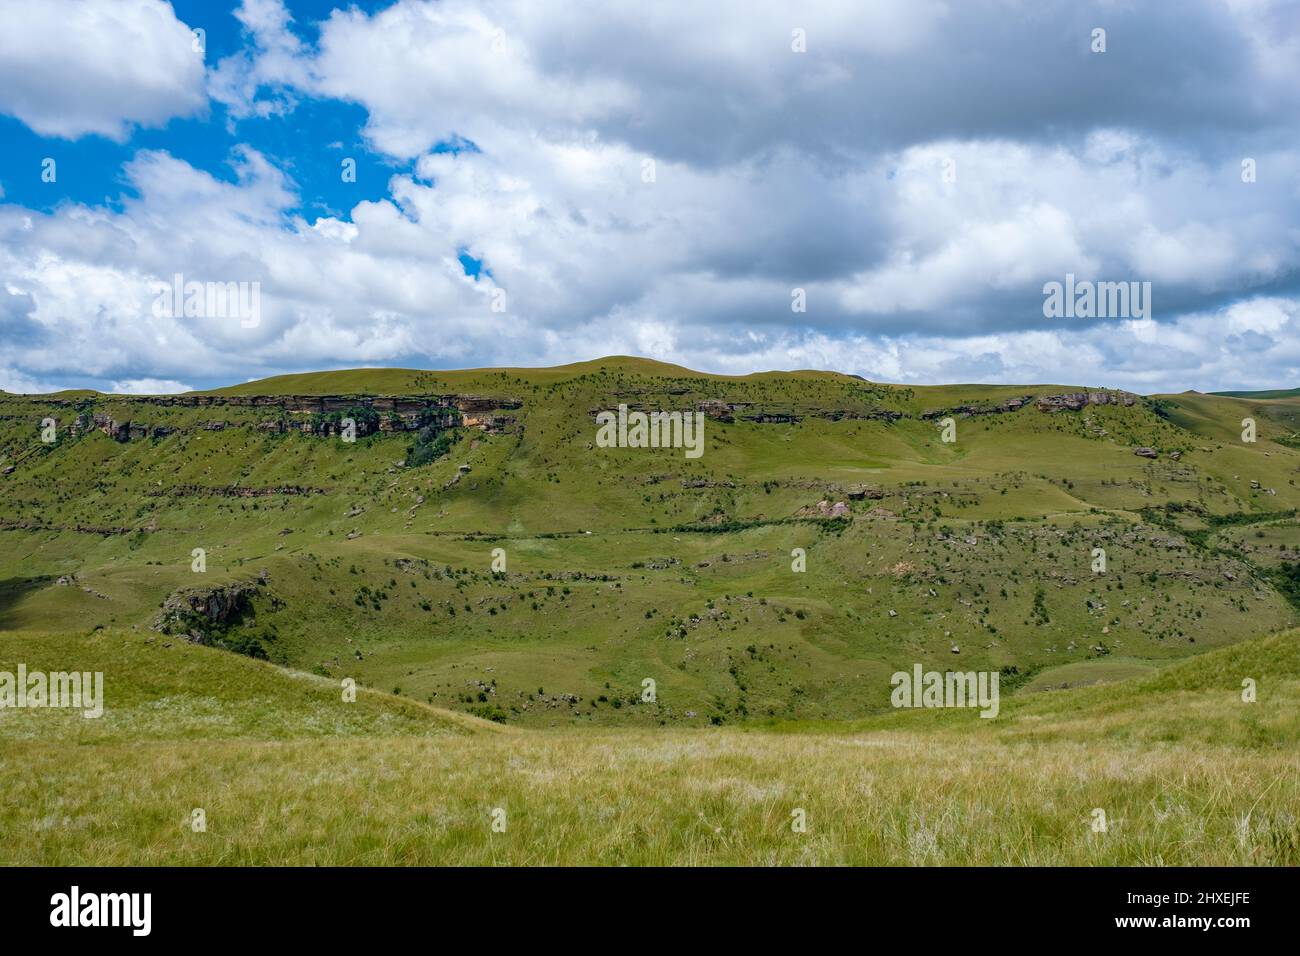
xmin=0 ymin=0 xmax=1298 ymax=395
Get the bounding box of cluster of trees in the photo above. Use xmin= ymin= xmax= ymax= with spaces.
xmin=408 ymin=421 xmax=461 ymax=467
xmin=309 ymin=407 xmax=380 ymax=436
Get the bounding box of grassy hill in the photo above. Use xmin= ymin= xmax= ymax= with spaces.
xmin=3 ymin=357 xmax=1300 ymax=728
xmin=3 ymin=357 xmax=1298 ymax=864
xmin=1 ymin=624 xmax=1294 ymax=864
xmin=0 ymin=627 xmax=494 ymax=744
xmin=1212 ymin=387 xmax=1300 ymax=400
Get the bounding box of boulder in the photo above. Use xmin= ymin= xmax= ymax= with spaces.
xmin=695 ymin=398 xmax=735 ymax=422
xmin=845 ymin=483 xmax=884 ymax=500
xmin=153 ymin=581 xmax=260 ymax=640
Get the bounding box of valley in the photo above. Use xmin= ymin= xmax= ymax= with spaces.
xmin=3 ymin=356 xmax=1298 ymax=728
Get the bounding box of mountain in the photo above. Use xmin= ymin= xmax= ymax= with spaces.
xmin=3 ymin=357 xmax=1300 ymax=727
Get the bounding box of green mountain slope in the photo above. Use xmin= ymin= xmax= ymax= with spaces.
xmin=1211 ymin=387 xmax=1300 ymax=399
xmin=3 ymin=357 xmax=1300 ymax=726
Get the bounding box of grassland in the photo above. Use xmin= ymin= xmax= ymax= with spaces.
xmin=4 ymin=358 xmax=1299 ymax=726
xmin=1 ymin=358 xmax=1297 ymax=865
xmin=0 ymin=624 xmax=1295 ymax=865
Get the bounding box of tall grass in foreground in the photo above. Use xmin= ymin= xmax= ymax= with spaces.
xmin=2 ymin=732 xmax=1297 ymax=865
xmin=0 ymin=628 xmax=1295 ymax=865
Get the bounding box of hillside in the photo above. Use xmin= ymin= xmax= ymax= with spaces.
xmin=2 ymin=624 xmax=1295 ymax=865
xmin=0 ymin=627 xmax=495 ymax=743
xmin=3 ymin=357 xmax=1300 ymax=727
xmin=1212 ymin=388 xmax=1300 ymax=400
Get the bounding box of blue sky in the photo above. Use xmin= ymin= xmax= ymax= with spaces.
xmin=1 ymin=2 xmax=400 ymax=218
xmin=1 ymin=0 xmax=1298 ymax=394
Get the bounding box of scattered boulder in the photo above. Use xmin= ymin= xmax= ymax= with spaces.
xmin=695 ymin=398 xmax=735 ymax=422
xmin=845 ymin=484 xmax=884 ymax=500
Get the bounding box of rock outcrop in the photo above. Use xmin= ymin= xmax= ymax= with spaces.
xmin=922 ymin=396 xmax=1033 ymax=419
xmin=1036 ymin=390 xmax=1137 ymax=412
xmin=845 ymin=484 xmax=885 ymax=500
xmin=146 ymin=484 xmax=327 ymax=498
xmin=49 ymin=393 xmax=521 ymax=443
xmin=153 ymin=579 xmax=263 ymax=640
xmin=922 ymin=390 xmax=1137 ymax=419
xmin=818 ymin=500 xmax=850 ymax=518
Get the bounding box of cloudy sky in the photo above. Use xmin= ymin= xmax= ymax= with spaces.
xmin=1 ymin=0 xmax=1298 ymax=394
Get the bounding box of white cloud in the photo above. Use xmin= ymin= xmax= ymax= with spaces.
xmin=556 ymin=298 xmax=1300 ymax=395
xmin=110 ymin=377 xmax=193 ymax=394
xmin=235 ymin=0 xmax=1300 ymax=166
xmin=0 ymin=146 xmax=498 ymax=387
xmin=0 ymin=0 xmax=206 ymax=140
xmin=3 ymin=0 xmax=1300 ymax=393
xmin=3 ymin=121 xmax=1300 ymax=393
xmin=208 ymin=0 xmax=312 ymax=120
xmin=0 ymin=366 xmax=47 ymax=394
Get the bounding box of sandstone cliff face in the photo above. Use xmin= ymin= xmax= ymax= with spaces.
xmin=1036 ymin=390 xmax=1137 ymax=412
xmin=460 ymin=411 xmax=515 ymax=431
xmin=922 ymin=390 xmax=1137 ymax=420
xmin=48 ymin=393 xmax=521 ymax=414
xmin=48 ymin=393 xmax=521 ymax=443
xmin=921 ymin=396 xmax=1033 ymax=419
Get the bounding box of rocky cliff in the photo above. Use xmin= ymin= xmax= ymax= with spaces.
xmin=50 ymin=393 xmax=522 ymax=442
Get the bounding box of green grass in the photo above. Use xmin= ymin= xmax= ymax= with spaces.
xmin=3 ymin=356 xmax=1300 ymax=864
xmin=0 ymin=628 xmax=494 ymax=742
xmin=1019 ymin=658 xmax=1158 ymax=692
xmin=0 ymin=625 xmax=1295 ymax=865
xmin=1211 ymin=388 xmax=1300 ymax=400
xmin=3 ymin=358 xmax=1300 ymax=727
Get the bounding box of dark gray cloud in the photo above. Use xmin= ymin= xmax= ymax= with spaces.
xmin=537 ymin=0 xmax=1298 ymax=168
